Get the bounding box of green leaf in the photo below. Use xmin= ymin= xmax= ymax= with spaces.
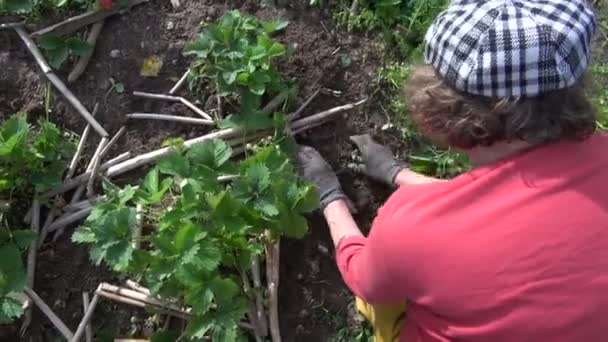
xmin=280 ymin=212 xmax=309 ymax=239
xmin=47 ymin=47 xmax=69 ymax=69
xmin=38 ymin=35 xmax=65 ymax=50
xmin=66 ymin=37 xmax=92 ymax=56
xmin=262 ymin=19 xmax=289 ymax=33
xmin=142 ymin=168 xmax=160 ymax=194
xmin=267 ymin=42 xmax=286 ymax=58
xmin=0 ymin=296 xmax=24 ymax=324
xmin=158 ymin=152 xmax=190 ymax=177
xmin=222 ymin=71 xmax=238 ymax=85
xmin=4 ymin=0 xmax=34 ymax=13
xmin=186 ymin=315 xmax=214 ymax=339
xmin=11 ymin=230 xmax=35 ymax=249
xmin=72 ymin=228 xmax=96 ymax=243
xmin=294 ymin=185 xmax=319 ymax=213
xmin=209 ymin=277 xmax=239 ymax=305
xmin=0 ymin=244 xmax=26 ymax=294
xmin=187 ymin=140 xmax=232 ymax=170
xmin=150 ymin=331 xmax=179 ymax=342
xmin=174 ymin=222 xmax=198 ymax=252
xmin=245 ymin=163 xmax=270 ymax=192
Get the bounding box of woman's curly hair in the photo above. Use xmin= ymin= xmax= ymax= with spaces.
xmin=404 ymin=65 xmax=597 ymax=149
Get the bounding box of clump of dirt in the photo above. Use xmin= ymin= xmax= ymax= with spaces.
xmin=1 ymin=0 xmax=407 ymax=340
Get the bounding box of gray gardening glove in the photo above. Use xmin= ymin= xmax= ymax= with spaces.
xmin=350 ymin=134 xmax=407 ymax=186
xmin=297 ymin=146 xmax=348 ymax=210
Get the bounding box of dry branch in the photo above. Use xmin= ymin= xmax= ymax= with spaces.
xmin=251 ymin=256 xmax=268 ymax=336
xmin=262 ymin=90 xmax=290 ymax=115
xmin=288 ymin=89 xmax=320 ymax=122
xmin=100 ymin=126 xmax=126 ymax=158
xmin=31 ymin=0 xmax=149 ymax=37
xmin=68 ymin=20 xmax=105 ymax=83
xmin=23 ymin=287 xmax=74 ymax=340
xmin=241 ymin=270 xmax=263 ymax=342
xmin=126 ymin=113 xmax=214 ymax=126
xmin=97 ymin=283 xmax=189 ymax=319
xmin=132 ymin=91 xmax=213 ymax=121
xmin=66 ymin=104 xmax=99 ymax=180
xmin=134 ymin=204 xmax=143 ymax=249
xmin=291 ymin=98 xmax=367 ymax=135
xmin=82 ymin=293 xmax=93 ymax=342
xmin=85 ymin=137 xmax=109 ymax=199
xmin=169 ymin=69 xmax=190 ymax=95
xmin=125 ymin=280 xmax=151 ymax=296
xmin=266 ymin=237 xmax=281 ymax=342
xmin=37 ymin=208 xmax=57 ymax=248
xmin=21 ymin=200 xmax=40 ymax=334
xmin=0 ymin=22 xmax=24 ymax=29
xmin=70 ymin=292 xmax=100 ymax=342
xmin=47 ymin=207 xmax=92 ymax=233
xmin=13 ymin=27 xmax=51 ymax=73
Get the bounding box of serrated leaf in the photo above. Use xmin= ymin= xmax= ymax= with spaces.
xmin=142 ymin=168 xmax=160 ymax=194
xmin=0 ymin=244 xmax=26 ymax=295
xmin=47 ymin=46 xmax=69 ymax=69
xmin=294 ymin=185 xmax=319 ymax=213
xmin=66 ymin=37 xmax=92 ymax=56
xmin=158 ymin=152 xmax=190 ymax=177
xmin=11 ymin=230 xmax=35 ymax=249
xmin=150 ymin=331 xmax=179 ymax=342
xmin=71 ymin=228 xmax=96 ymax=243
xmin=245 ymin=163 xmax=270 ymax=192
xmin=187 ymin=140 xmax=232 ymax=170
xmin=209 ymin=277 xmax=239 ymax=305
xmin=38 ymin=35 xmax=65 ymax=50
xmin=186 ymin=315 xmax=214 ymax=339
xmin=280 ymin=212 xmax=309 ymax=239
xmin=0 ymin=296 xmax=24 ymax=324
xmin=174 ymin=222 xmax=198 ymax=252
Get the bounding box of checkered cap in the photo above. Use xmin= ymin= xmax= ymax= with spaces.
xmin=424 ymin=0 xmax=596 ymax=97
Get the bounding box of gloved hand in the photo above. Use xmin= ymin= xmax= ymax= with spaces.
xmin=350 ymin=134 xmax=407 ymax=186
xmin=297 ymin=146 xmax=348 ymax=209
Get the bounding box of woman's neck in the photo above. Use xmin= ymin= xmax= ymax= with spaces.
xmin=464 ymin=140 xmax=537 ymax=167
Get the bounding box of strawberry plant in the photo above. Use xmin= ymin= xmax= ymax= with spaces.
xmin=73 ymin=136 xmax=318 ymax=340
xmin=184 ymin=10 xmax=291 ymax=123
xmin=38 ymin=34 xmax=92 ymax=69
xmin=0 ymin=113 xmax=75 ymax=323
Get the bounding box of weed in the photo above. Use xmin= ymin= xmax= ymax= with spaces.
xmin=0 ymin=0 xmax=97 ymax=16
xmin=590 ymin=63 xmax=608 ymax=130
xmin=184 ymin=10 xmax=291 ymax=128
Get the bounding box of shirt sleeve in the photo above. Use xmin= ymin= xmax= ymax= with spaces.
xmin=335 ymin=188 xmax=414 ymax=304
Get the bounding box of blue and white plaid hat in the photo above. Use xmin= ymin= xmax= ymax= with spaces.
xmin=424 ymin=0 xmax=596 ymax=97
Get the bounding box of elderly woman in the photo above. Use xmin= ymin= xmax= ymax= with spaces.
xmin=298 ymin=0 xmax=608 ymax=341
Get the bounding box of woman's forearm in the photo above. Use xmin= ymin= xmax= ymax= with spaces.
xmin=394 ymin=169 xmax=445 ymax=186
xmin=322 ymin=199 xmax=363 ymax=247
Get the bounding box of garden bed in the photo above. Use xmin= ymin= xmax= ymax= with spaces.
xmin=1 ymin=0 xmax=606 ymax=341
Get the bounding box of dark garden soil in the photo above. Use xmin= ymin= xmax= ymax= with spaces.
xmin=0 ymin=0 xmax=410 ymax=340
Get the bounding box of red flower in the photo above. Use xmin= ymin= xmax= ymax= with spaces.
xmin=99 ymin=0 xmax=113 ymax=10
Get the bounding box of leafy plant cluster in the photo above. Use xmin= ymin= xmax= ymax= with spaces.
xmin=184 ymin=10 xmax=291 ymax=121
xmin=73 ymin=137 xmax=318 ymax=340
xmin=0 ymin=0 xmax=96 ymax=16
xmin=335 ymin=0 xmax=448 ymax=57
xmin=590 ymin=63 xmax=608 ymax=130
xmin=0 ymin=113 xmax=75 ymax=323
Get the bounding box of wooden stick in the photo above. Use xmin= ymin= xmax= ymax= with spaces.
xmin=288 ymin=89 xmax=320 ymax=122
xmin=85 ymin=137 xmax=109 ymax=198
xmin=70 ymin=292 xmax=100 ymax=342
xmin=47 ymin=207 xmax=92 ymax=233
xmin=23 ymin=287 xmax=74 ymax=340
xmin=169 ymin=69 xmax=190 ymax=95
xmin=13 ymin=27 xmax=108 ymax=137
xmin=98 ymin=283 xmax=188 ymax=318
xmin=348 ymin=0 xmax=360 ymax=32
xmin=266 ymin=236 xmax=281 ymax=342
xmin=21 ymin=200 xmax=40 ymax=334
xmin=63 ymin=197 xmax=102 ymax=212
xmin=132 ymin=91 xmax=213 ymax=121
xmin=42 ymin=151 xmax=130 ymax=199
xmin=100 ymin=126 xmax=126 ymax=158
xmin=0 ymin=22 xmax=24 ymax=29
xmin=134 ymin=204 xmax=143 ymax=250
xmin=291 ymin=98 xmax=367 ymax=135
xmin=68 ymin=20 xmax=105 ymax=83
xmin=37 ymin=207 xmax=57 ymax=248
xmin=23 ymin=206 xmax=33 ymax=225
xmin=13 ymin=27 xmax=51 ymax=73
xmin=66 ymin=103 xmax=98 ymax=180
xmin=262 ymin=90 xmax=290 ymax=115
xmin=251 ymin=256 xmax=268 ymax=336
xmin=31 ymin=0 xmax=149 ymax=37
xmin=126 ymin=113 xmax=214 ymax=125
xmin=82 ymin=293 xmax=93 ymax=342
xmin=125 ymin=280 xmax=150 ymax=296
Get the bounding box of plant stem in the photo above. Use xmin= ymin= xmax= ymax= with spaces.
xmin=126 ymin=113 xmax=214 ymax=125
xmin=70 ymin=292 xmax=99 ymax=342
xmin=68 ymin=20 xmax=105 ymax=83
xmin=31 ymin=0 xmax=150 ymax=37
xmin=82 ymin=293 xmax=93 ymax=342
xmin=23 ymin=287 xmax=74 ymax=340
xmin=240 ymin=269 xmax=264 ymax=342
xmin=169 ymin=69 xmax=190 ymax=95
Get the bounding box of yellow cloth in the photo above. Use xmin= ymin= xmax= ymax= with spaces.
xmin=355 ymin=297 xmax=407 ymax=342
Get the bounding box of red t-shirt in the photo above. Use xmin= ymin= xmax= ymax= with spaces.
xmin=337 ymin=134 xmax=608 ymax=341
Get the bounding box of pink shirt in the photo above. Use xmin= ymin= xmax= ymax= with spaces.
xmin=337 ymin=134 xmax=608 ymax=341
